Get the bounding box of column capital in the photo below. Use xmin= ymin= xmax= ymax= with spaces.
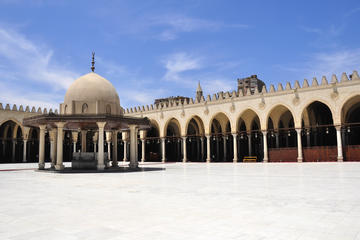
xmin=295 ymin=128 xmax=302 ymax=134
xmin=55 ymin=122 xmax=66 ymax=128
xmin=39 ymin=124 xmax=47 ymax=130
xmin=96 ymin=121 xmax=107 ymax=129
xmin=71 ymin=131 xmax=78 ymax=142
xmin=335 ymin=125 xmax=342 ymax=131
xmin=105 ymin=131 xmax=112 ymax=142
xmin=49 ymin=129 xmax=57 ymax=141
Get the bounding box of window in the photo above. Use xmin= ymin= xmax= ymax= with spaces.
xmin=106 ymin=104 xmax=111 ymax=114
xmin=82 ymin=103 xmax=88 ymax=113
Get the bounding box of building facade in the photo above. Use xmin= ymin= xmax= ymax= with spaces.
xmin=1 ymin=71 xmax=360 ymax=164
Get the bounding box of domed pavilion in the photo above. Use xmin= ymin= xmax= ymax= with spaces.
xmin=23 ymin=55 xmax=150 ymax=171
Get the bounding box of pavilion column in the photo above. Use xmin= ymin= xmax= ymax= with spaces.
xmin=71 ymin=131 xmax=78 ymax=153
xmin=296 ymin=129 xmax=303 ymax=162
xmin=38 ymin=125 xmax=46 ymax=170
xmin=161 ymin=137 xmax=166 ymax=163
xmin=106 ymin=131 xmax=112 ymax=166
xmin=232 ymin=133 xmax=238 ymax=162
xmin=128 ymin=125 xmax=139 ymax=168
xmin=96 ymin=122 xmax=106 ymax=170
xmin=12 ymin=139 xmax=16 ymax=162
xmin=139 ymin=130 xmax=146 ymax=163
xmin=55 ymin=122 xmax=65 ymax=170
xmin=223 ymin=135 xmax=227 ymax=161
xmin=81 ymin=130 xmax=87 ymax=152
xmin=122 ymin=131 xmax=128 ymax=162
xmin=182 ymin=136 xmax=187 ymax=163
xmin=206 ymin=135 xmax=211 ymax=162
xmin=262 ymin=131 xmax=268 ymax=163
xmin=123 ymin=140 xmax=128 ymax=161
xmin=22 ymin=139 xmax=28 ymax=163
xmin=336 ymin=126 xmax=343 ymax=162
xmin=112 ymin=130 xmax=118 ymax=167
xmin=49 ymin=130 xmax=57 ymax=169
xmin=248 ymin=134 xmax=252 ymax=156
xmin=141 ymin=139 xmax=145 ymax=163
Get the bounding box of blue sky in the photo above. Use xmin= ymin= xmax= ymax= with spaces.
xmin=0 ymin=0 xmax=359 ymax=110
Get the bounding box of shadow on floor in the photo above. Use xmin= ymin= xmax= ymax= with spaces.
xmin=39 ymin=166 xmax=166 ymax=174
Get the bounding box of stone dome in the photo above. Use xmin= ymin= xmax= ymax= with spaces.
xmin=61 ymin=72 xmax=122 ymax=115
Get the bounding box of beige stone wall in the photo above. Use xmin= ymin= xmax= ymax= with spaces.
xmin=124 ymin=72 xmax=360 ymax=137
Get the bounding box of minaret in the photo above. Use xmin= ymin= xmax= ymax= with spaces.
xmin=196 ymin=81 xmax=203 ymax=102
xmin=91 ymin=52 xmax=95 ymax=72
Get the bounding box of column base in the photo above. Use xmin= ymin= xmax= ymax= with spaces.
xmin=112 ymin=161 xmax=119 ymax=167
xmin=337 ymin=157 xmax=343 ymax=162
xmin=233 ymin=158 xmax=238 ymax=163
xmin=129 ymin=162 xmax=139 ymax=169
xmin=22 ymin=159 xmax=27 ymax=163
xmin=263 ymin=158 xmax=268 ymax=163
xmin=123 ymin=159 xmax=128 ymax=162
xmin=97 ymin=164 xmax=105 ymax=170
xmin=182 ymin=159 xmax=187 ymax=163
xmin=38 ymin=163 xmax=45 ymax=170
xmin=141 ymin=159 xmax=145 ymax=163
xmin=206 ymin=158 xmax=211 ymax=163
xmin=162 ymin=159 xmax=166 ymax=163
xmin=50 ymin=163 xmax=55 ymax=169
xmin=297 ymin=157 xmax=303 ymax=163
xmin=55 ymin=164 xmax=64 ymax=170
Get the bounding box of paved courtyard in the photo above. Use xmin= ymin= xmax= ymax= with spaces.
xmin=0 ymin=162 xmax=360 ymax=240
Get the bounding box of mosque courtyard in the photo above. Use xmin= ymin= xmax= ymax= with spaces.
xmin=0 ymin=162 xmax=360 ymax=240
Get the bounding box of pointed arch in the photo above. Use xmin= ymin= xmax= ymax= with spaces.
xmin=185 ymin=115 xmax=205 ymax=136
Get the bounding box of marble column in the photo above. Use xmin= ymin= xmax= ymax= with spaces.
xmin=12 ymin=139 xmax=16 ymax=162
xmin=81 ymin=130 xmax=87 ymax=152
xmin=262 ymin=131 xmax=268 ymax=162
xmin=71 ymin=131 xmax=78 ymax=153
xmin=22 ymin=139 xmax=27 ymax=163
xmin=106 ymin=131 xmax=112 ymax=166
xmin=223 ymin=136 xmax=227 ymax=161
xmin=232 ymin=133 xmax=238 ymax=163
xmin=141 ymin=139 xmax=145 ymax=163
xmin=161 ymin=137 xmax=166 ymax=163
xmin=206 ymin=135 xmax=211 ymax=162
xmin=96 ymin=122 xmax=106 ymax=170
xmin=128 ymin=125 xmax=139 ymax=168
xmin=55 ymin=122 xmax=65 ymax=170
xmin=112 ymin=130 xmax=118 ymax=167
xmin=182 ymin=136 xmax=187 ymax=163
xmin=248 ymin=134 xmax=252 ymax=156
xmin=296 ymin=129 xmax=303 ymax=162
xmin=49 ymin=130 xmax=57 ymax=169
xmin=336 ymin=126 xmax=343 ymax=162
xmin=123 ymin=140 xmax=128 ymax=161
xmin=38 ymin=125 xmax=46 ymax=170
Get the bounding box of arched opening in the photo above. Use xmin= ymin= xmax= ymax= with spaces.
xmin=82 ymin=103 xmax=88 ymax=113
xmin=106 ymin=104 xmax=111 ymax=114
xmin=0 ymin=121 xmax=16 ymax=162
xmin=301 ymin=101 xmax=336 ymax=162
xmin=28 ymin=128 xmax=39 ymax=162
xmin=267 ymin=105 xmax=297 ymax=162
xmin=165 ymin=118 xmax=181 ymax=162
xmin=186 ymin=116 xmax=205 ymax=162
xmin=145 ymin=120 xmax=161 ymax=162
xmin=341 ymin=95 xmax=360 ymax=161
xmin=237 ymin=109 xmax=263 ymax=162
xmin=210 ymin=113 xmax=232 ymax=162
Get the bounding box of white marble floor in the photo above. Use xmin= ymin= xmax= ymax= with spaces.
xmin=1 ymin=162 xmax=360 ymax=240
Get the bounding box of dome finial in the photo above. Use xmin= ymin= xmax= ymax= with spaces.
xmin=91 ymin=52 xmax=95 ymax=72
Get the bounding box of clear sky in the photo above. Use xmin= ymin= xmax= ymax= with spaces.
xmin=0 ymin=0 xmax=359 ymax=110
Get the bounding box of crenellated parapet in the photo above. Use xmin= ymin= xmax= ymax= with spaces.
xmin=0 ymin=103 xmax=58 ymax=114
xmin=124 ymin=71 xmax=360 ymax=115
